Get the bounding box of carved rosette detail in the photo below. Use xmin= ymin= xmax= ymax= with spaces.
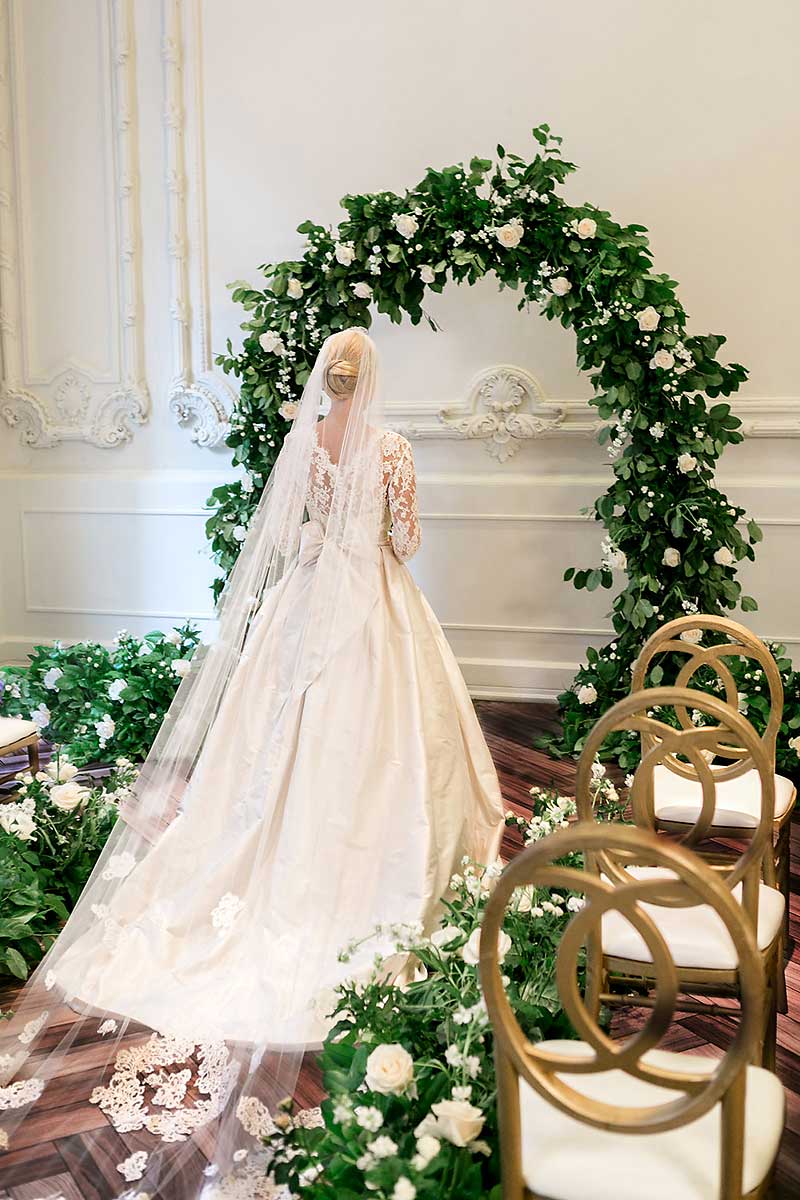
xmin=438 ymin=365 xmax=564 ymax=462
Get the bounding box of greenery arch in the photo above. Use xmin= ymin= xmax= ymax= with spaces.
xmin=208 ymin=124 xmax=799 ymax=771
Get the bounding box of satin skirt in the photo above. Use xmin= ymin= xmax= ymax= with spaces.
xmin=54 ymin=541 xmax=505 ymax=1044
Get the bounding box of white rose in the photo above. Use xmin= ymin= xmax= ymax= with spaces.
xmin=577 ymin=683 xmax=597 ymax=705
xmin=393 ymin=214 xmax=418 ymax=239
xmin=365 ymin=1043 xmax=414 ymax=1096
xmin=461 ymin=926 xmax=510 ymax=967
xmin=233 ymin=525 xmax=247 ymax=542
xmin=496 ymin=219 xmax=524 ymax=249
xmin=607 ymin=547 xmax=627 ymax=571
xmin=576 ymin=217 xmax=597 ymax=239
xmin=334 ymin=241 xmax=356 ymax=265
xmin=430 ymin=1099 xmax=485 ymax=1147
xmin=279 ymin=401 xmax=298 ymax=421
xmin=286 ymin=277 xmax=303 ymax=299
xmin=94 ymin=715 xmax=115 ymax=742
xmin=550 ymin=276 xmax=571 ymax=296
xmin=637 ymin=306 xmax=661 ymax=331
xmin=43 ymin=667 xmax=63 ymax=690
xmin=108 ymin=678 xmax=128 ymax=702
xmin=171 ymin=659 xmax=192 ymax=678
xmin=419 ymin=264 xmax=436 ymax=284
xmin=789 ymin=735 xmax=800 ymax=758
xmin=50 ymin=781 xmax=91 ymax=812
xmin=677 ymin=453 xmax=697 ymax=473
xmin=713 ymin=546 xmax=734 ymax=567
xmin=165 ymin=629 xmax=183 ymax=646
xmin=30 ymin=704 xmax=51 ymax=730
xmin=650 ymin=349 xmax=675 ymax=370
xmin=351 ymin=281 xmax=372 ymax=299
xmin=0 ymin=809 xmax=36 ymax=840
xmin=430 ymin=924 xmax=461 ymax=954
xmin=46 ymin=760 xmax=79 ymax=783
xmin=258 ymin=330 xmax=285 ymax=355
xmin=680 ymin=628 xmax=703 ymax=645
xmin=512 ymin=885 xmax=535 ymax=913
xmin=662 ymin=547 xmax=681 ymax=567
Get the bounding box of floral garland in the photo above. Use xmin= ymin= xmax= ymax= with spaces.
xmin=209 ymin=122 xmax=798 ymax=770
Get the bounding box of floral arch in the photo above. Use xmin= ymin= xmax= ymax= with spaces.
xmin=208 ymin=124 xmax=797 ymax=768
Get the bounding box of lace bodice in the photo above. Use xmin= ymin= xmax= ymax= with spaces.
xmin=306 ymin=429 xmax=421 ymax=562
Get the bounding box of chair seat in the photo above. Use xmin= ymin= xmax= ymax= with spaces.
xmin=519 ymin=1041 xmax=785 ymax=1200
xmin=653 ymin=763 xmax=796 ymax=829
xmin=602 ymin=866 xmax=784 ymax=970
xmin=0 ymin=716 xmax=39 ymax=750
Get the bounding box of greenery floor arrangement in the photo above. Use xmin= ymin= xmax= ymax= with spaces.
xmin=259 ymin=771 xmax=625 ymax=1200
xmin=0 ymin=625 xmax=197 ymax=981
xmin=0 ymin=756 xmax=137 ymax=980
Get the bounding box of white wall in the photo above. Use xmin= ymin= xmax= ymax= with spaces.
xmin=1 ymin=0 xmax=798 ymax=697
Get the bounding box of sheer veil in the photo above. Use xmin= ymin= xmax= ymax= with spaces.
xmin=0 ymin=329 xmax=391 ymax=1196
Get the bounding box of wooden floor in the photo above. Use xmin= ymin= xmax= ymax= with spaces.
xmin=1 ymin=699 xmax=798 ymax=1197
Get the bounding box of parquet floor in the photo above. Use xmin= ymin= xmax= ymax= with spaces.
xmin=1 ymin=699 xmax=797 ymax=1197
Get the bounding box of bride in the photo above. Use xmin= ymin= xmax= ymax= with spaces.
xmin=0 ymin=328 xmax=505 ymax=1196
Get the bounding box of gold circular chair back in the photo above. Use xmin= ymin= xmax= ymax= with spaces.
xmin=480 ymin=822 xmax=764 ymax=1134
xmin=576 ymin=687 xmax=775 ymax=887
xmin=631 ymin=614 xmax=783 ymax=783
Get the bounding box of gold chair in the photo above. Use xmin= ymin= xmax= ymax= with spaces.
xmin=576 ymin=687 xmax=785 ymax=1069
xmin=0 ymin=716 xmax=40 ymax=788
xmin=480 ymin=821 xmax=786 ymax=1200
xmin=631 ymin=615 xmax=796 ymax=928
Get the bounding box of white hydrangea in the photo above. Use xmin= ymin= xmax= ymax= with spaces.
xmin=43 ymin=667 xmax=63 ymax=690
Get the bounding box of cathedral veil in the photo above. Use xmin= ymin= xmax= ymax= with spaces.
xmin=0 ymin=329 xmax=393 ymax=1196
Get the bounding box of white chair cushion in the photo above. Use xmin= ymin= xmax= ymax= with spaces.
xmin=519 ymin=1040 xmax=785 ymax=1200
xmin=653 ymin=763 xmax=795 ymax=829
xmin=601 ymin=866 xmax=784 ymax=969
xmin=0 ymin=716 xmax=38 ymax=748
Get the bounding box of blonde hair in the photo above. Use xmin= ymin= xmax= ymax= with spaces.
xmin=325 ymin=330 xmax=364 ymax=398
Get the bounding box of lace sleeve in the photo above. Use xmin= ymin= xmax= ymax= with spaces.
xmin=384 ymin=432 xmax=421 ymax=562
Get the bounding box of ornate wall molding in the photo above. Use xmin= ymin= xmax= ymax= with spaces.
xmin=390 ymin=372 xmax=800 ymax=449
xmin=163 ymin=0 xmax=234 ymax=448
xmin=0 ymin=0 xmax=150 ymax=448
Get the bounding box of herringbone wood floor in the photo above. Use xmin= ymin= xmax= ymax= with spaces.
xmin=0 ymin=699 xmax=797 ymax=1198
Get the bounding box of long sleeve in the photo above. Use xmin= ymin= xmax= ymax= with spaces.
xmin=384 ymin=432 xmax=421 ymax=563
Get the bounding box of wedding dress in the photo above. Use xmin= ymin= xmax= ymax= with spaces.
xmin=0 ymin=329 xmax=504 ymax=1198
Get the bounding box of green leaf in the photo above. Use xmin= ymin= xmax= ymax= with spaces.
xmin=747 ymin=520 xmax=763 ymax=544
xmin=740 ymin=595 xmax=758 ymax=612
xmin=4 ymin=946 xmax=29 ymax=980
xmin=631 ymin=278 xmax=645 ymax=299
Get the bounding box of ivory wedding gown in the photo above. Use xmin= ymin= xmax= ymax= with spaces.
xmin=51 ymin=429 xmax=504 ymax=1043
xmin=0 ymin=329 xmax=504 ymax=1195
